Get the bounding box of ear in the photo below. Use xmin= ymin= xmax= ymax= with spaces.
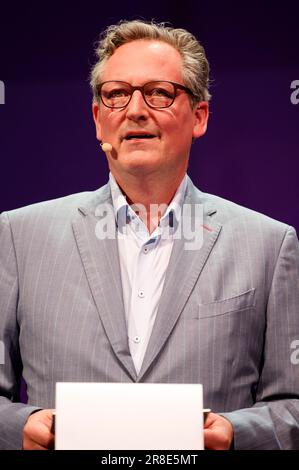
xmin=92 ymin=101 xmax=102 ymax=142
xmin=192 ymin=101 xmax=209 ymax=139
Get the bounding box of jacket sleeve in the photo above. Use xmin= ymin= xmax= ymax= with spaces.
xmin=0 ymin=212 xmax=41 ymax=449
xmin=221 ymin=226 xmax=299 ymax=449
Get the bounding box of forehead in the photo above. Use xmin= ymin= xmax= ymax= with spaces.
xmin=101 ymin=40 xmax=184 ymax=84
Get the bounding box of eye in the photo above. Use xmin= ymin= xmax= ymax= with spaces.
xmin=106 ymin=88 xmax=130 ymax=99
xmin=148 ymin=87 xmax=173 ymax=98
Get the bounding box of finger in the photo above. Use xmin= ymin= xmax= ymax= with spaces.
xmin=26 ymin=422 xmax=54 ymax=448
xmin=23 ymin=437 xmax=50 ymax=451
xmin=204 ymin=428 xmax=225 ymax=450
xmin=204 ymin=428 xmax=214 ymax=449
xmin=26 ymin=431 xmax=54 ymax=449
xmin=204 ymin=412 xmax=217 ymax=428
xmin=29 ymin=442 xmax=49 ymax=451
xmin=38 ymin=409 xmax=55 ymax=427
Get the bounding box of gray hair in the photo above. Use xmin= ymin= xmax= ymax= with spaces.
xmin=90 ymin=19 xmax=211 ymax=105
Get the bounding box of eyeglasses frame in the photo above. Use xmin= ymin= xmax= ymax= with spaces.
xmin=96 ymin=80 xmax=197 ymax=109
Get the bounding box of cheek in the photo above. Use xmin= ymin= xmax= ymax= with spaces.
xmin=162 ymin=106 xmax=194 ymax=132
xmin=162 ymin=115 xmax=194 ymax=145
xmin=101 ymin=110 xmax=123 ymax=136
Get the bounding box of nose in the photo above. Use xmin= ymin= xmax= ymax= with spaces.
xmin=125 ymin=89 xmax=149 ymax=121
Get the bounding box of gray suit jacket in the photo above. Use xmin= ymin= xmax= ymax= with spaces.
xmin=1 ymin=177 xmax=299 ymax=449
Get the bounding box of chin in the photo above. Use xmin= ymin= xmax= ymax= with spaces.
xmin=120 ymin=151 xmax=161 ymax=172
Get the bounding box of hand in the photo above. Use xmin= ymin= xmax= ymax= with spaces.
xmin=22 ymin=409 xmax=55 ymax=450
xmin=204 ymin=412 xmax=234 ymax=450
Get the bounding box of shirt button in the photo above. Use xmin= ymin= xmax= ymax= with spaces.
xmin=133 ymin=336 xmax=141 ymax=343
xmin=138 ymin=290 xmax=145 ymax=298
xmin=143 ymin=247 xmax=149 ymax=254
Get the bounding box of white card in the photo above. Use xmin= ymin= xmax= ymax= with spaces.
xmin=55 ymin=382 xmax=204 ymax=450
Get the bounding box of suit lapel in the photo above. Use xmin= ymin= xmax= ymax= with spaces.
xmin=72 ymin=187 xmax=137 ymax=381
xmin=71 ymin=180 xmax=222 ymax=383
xmin=138 ymin=181 xmax=222 ymax=381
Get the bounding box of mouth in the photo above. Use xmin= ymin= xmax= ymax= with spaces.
xmin=123 ymin=133 xmax=157 ymax=141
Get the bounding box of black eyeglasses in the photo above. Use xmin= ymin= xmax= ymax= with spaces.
xmin=96 ymin=80 xmax=195 ymax=109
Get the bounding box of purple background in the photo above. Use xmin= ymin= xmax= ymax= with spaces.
xmin=0 ymin=1 xmax=298 ymax=401
xmin=1 ymin=1 xmax=298 ymax=228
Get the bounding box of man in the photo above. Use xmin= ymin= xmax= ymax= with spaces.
xmin=0 ymin=19 xmax=299 ymax=450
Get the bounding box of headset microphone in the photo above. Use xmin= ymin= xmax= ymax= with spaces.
xmin=101 ymin=142 xmax=113 ymax=153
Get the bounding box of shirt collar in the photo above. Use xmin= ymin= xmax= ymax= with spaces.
xmin=109 ymin=172 xmax=187 ymax=236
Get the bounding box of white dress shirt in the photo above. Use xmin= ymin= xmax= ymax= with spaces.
xmin=109 ymin=172 xmax=187 ymax=375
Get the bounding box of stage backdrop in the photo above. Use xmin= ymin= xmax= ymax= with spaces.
xmin=0 ymin=1 xmax=298 ymax=402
